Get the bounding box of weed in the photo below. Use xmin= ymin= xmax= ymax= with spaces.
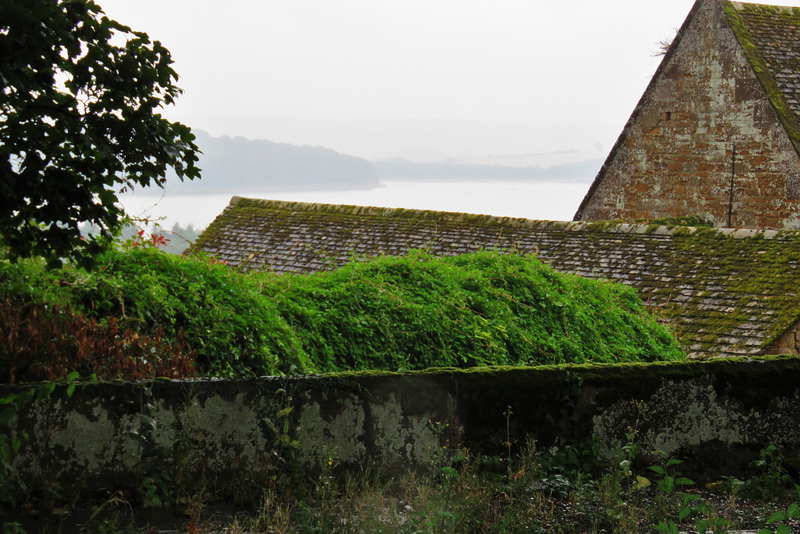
xmin=757 ymin=484 xmax=800 ymax=534
xmin=744 ymin=445 xmax=794 ymax=499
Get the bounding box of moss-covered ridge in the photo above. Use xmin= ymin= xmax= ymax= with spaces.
xmin=320 ymin=354 xmax=800 ymax=390
xmin=725 ymin=1 xmax=800 ymax=157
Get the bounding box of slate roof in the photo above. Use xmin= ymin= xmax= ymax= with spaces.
xmin=192 ymin=196 xmax=800 ymax=359
xmin=726 ymin=1 xmax=800 ymax=152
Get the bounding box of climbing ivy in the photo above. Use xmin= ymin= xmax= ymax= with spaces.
xmin=0 ymin=249 xmax=683 ymax=381
xmin=257 ymin=250 xmax=684 ymax=373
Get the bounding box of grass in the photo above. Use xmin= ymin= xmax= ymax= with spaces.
xmin=9 ymin=440 xmax=800 ymax=534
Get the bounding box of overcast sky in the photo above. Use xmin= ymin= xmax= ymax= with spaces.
xmin=99 ymin=0 xmax=800 ymax=162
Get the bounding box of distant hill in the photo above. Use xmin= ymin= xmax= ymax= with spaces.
xmin=161 ymin=130 xmax=601 ymax=195
xmin=164 ymin=130 xmax=381 ymax=194
xmin=373 ymin=158 xmax=603 ymax=182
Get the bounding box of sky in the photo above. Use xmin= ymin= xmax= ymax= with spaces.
xmin=96 ymin=0 xmax=703 ymax=161
xmin=99 ymin=0 xmax=800 ymax=163
xmin=101 ymin=0 xmax=800 ymax=226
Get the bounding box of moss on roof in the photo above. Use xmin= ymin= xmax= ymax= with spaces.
xmin=192 ymin=197 xmax=800 ymax=359
xmin=725 ymin=1 xmax=800 ymax=156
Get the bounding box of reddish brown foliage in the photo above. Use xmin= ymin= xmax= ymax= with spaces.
xmin=0 ymin=299 xmax=197 ymax=383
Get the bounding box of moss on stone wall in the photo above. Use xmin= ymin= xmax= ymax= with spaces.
xmin=2 ymin=356 xmax=800 ymax=504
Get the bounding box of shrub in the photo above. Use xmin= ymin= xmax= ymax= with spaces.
xmin=0 ymin=249 xmax=684 ymax=381
xmin=0 ymin=250 xmax=311 ymax=379
xmin=258 ymin=250 xmax=684 ymax=372
xmin=0 ymin=298 xmax=197 ymax=383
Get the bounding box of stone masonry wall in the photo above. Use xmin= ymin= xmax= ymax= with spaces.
xmin=578 ymin=0 xmax=800 ymax=229
xmin=2 ymin=356 xmax=800 ymax=505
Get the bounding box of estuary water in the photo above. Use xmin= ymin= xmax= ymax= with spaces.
xmin=118 ymin=179 xmax=591 ymax=231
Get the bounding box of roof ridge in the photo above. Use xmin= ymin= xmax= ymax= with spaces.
xmin=731 ymin=1 xmax=800 ymax=13
xmin=230 ymin=195 xmax=571 ymax=228
xmin=724 ymin=0 xmax=800 ymax=157
xmin=227 ymin=197 xmax=790 ymax=239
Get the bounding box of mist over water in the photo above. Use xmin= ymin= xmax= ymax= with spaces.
xmin=119 ymin=180 xmax=590 ymax=231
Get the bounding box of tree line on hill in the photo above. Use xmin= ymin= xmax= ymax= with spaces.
xmin=162 ymin=130 xmax=381 ymax=193
xmin=372 ymin=157 xmax=602 ymax=181
xmin=162 ymin=131 xmax=602 ymax=194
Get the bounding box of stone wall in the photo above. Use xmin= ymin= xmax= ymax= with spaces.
xmin=576 ymin=0 xmax=800 ymax=229
xmin=2 ymin=356 xmax=800 ymax=504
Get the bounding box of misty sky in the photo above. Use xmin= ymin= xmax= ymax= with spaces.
xmin=99 ymin=0 xmax=800 ymax=163
xmin=102 ymin=0 xmax=800 ymax=226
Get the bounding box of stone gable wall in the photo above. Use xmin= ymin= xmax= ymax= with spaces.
xmin=577 ymin=0 xmax=800 ymax=229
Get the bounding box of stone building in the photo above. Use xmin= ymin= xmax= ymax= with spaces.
xmin=191 ymin=0 xmax=800 ymax=360
xmin=575 ymin=0 xmax=800 ymax=229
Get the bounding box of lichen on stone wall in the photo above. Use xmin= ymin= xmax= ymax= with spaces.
xmin=591 ymin=367 xmax=800 ymax=478
xmin=296 ymin=394 xmax=366 ymax=466
xmin=641 ymin=379 xmax=749 ymax=455
xmin=179 ymin=393 xmax=268 ymax=470
xmin=370 ymin=393 xmax=443 ymax=467
xmin=47 ymin=406 xmax=115 ymax=476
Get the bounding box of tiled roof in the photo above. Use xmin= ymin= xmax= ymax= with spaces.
xmin=726 ymin=1 xmax=800 ymax=152
xmin=193 ymin=197 xmax=800 ymax=359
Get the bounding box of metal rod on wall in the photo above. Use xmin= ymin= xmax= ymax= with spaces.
xmin=727 ymin=143 xmax=736 ymax=228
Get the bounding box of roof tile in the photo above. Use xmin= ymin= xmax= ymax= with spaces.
xmin=192 ymin=197 xmax=800 ymax=359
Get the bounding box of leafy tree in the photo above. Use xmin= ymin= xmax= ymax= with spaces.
xmin=0 ymin=0 xmax=200 ymax=268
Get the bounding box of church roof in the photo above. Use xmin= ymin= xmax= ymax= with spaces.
xmin=192 ymin=196 xmax=800 ymax=359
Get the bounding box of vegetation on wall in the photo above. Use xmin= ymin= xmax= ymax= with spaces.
xmin=0 ymin=247 xmax=683 ymax=383
xmin=0 ymin=247 xmax=308 ymax=381
xmin=260 ymin=250 xmax=684 ymax=372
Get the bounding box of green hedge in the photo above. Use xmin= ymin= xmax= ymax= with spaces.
xmin=258 ymin=250 xmax=684 ymax=372
xmin=0 ymin=249 xmax=310 ymax=378
xmin=0 ymin=249 xmax=684 ymax=380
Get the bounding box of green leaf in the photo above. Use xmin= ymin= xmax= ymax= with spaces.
xmin=653 ymin=521 xmax=678 ymax=534
xmin=441 ymin=466 xmax=458 ymax=478
xmin=658 ymin=477 xmax=675 ymax=493
xmin=694 ymin=519 xmax=709 ymax=532
xmin=679 ymin=505 xmax=692 ymax=521
xmin=768 ymin=511 xmax=787 ymax=523
xmin=37 ymin=382 xmax=56 ymax=401
xmin=681 ymin=493 xmax=704 ymax=504
xmin=0 ymin=407 xmax=16 ymax=426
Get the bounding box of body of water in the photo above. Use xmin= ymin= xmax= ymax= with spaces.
xmin=118 ymin=180 xmax=591 ymax=230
